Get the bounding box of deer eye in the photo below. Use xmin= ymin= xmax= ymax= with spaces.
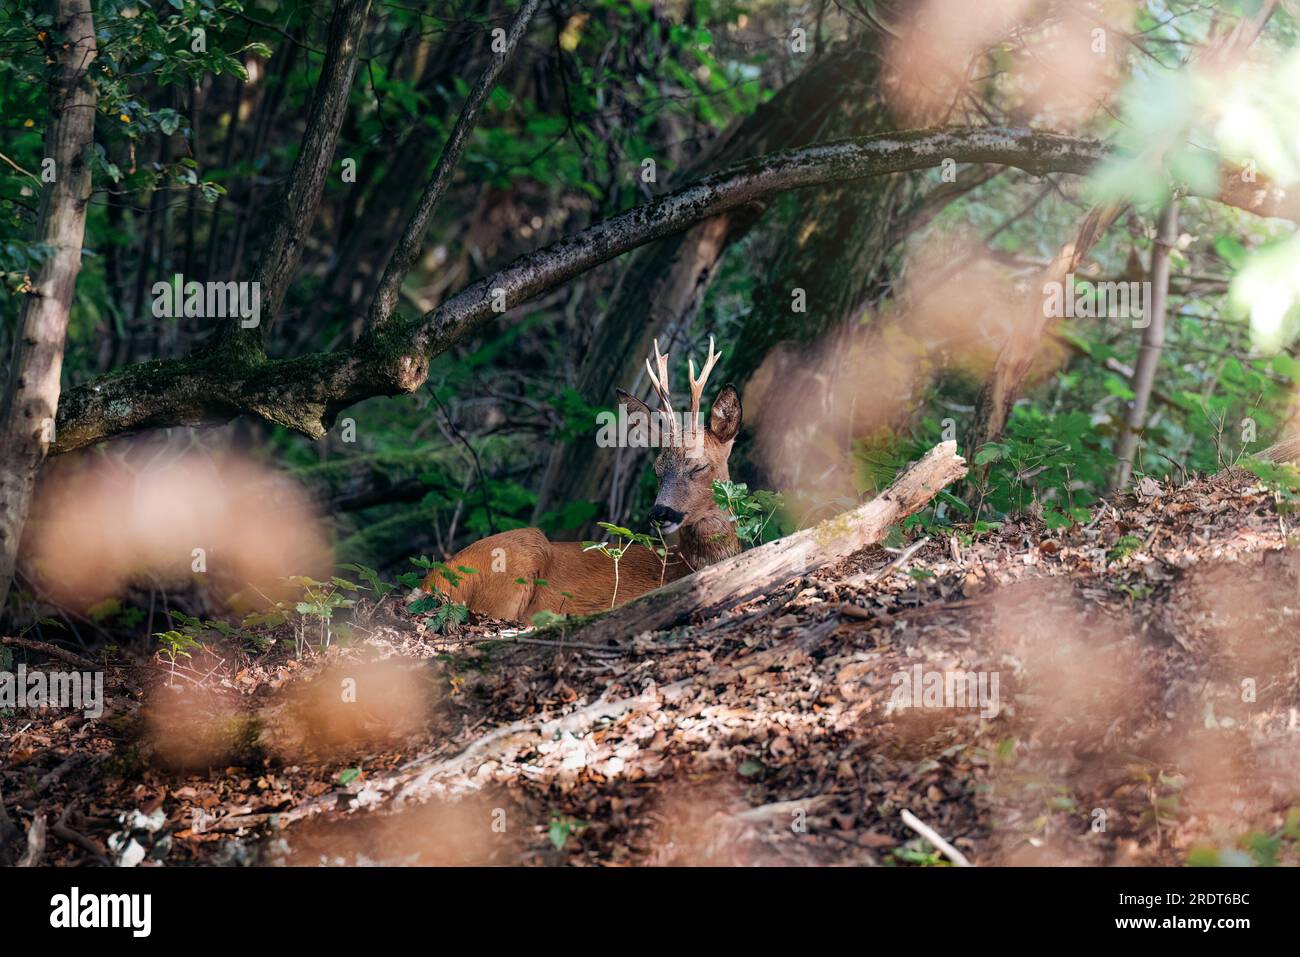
xmin=691 ymin=464 xmax=708 ymax=477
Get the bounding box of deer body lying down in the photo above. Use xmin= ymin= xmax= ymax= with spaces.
xmin=423 ymin=338 xmax=742 ymax=621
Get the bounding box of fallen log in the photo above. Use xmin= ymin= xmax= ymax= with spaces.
xmin=576 ymin=441 xmax=968 ymax=644
xmin=1260 ymin=434 xmax=1300 ymax=464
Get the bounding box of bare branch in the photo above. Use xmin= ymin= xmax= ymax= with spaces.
xmin=411 ymin=127 xmax=1108 ymax=357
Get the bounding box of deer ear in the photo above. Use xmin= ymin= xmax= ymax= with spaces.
xmin=616 ymin=388 xmax=654 ymax=420
xmin=708 ymin=384 xmax=742 ymax=443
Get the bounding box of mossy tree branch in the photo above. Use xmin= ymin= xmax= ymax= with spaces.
xmin=51 ymin=126 xmax=1295 ymax=455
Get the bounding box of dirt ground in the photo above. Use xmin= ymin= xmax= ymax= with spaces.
xmin=3 ymin=469 xmax=1299 ymax=867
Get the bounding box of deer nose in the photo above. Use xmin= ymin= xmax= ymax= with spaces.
xmin=648 ymin=504 xmax=685 ymax=529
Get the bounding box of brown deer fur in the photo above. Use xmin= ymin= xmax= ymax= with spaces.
xmin=423 ymin=340 xmax=742 ymax=620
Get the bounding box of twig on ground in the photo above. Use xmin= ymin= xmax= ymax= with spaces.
xmin=843 ymin=536 xmax=932 ymax=588
xmin=24 ymin=752 xmax=93 ymax=801
xmin=900 ymin=808 xmax=971 ymax=867
xmin=0 ymin=635 xmax=99 ymax=670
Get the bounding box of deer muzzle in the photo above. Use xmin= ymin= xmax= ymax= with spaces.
xmin=648 ymin=503 xmax=685 ymax=535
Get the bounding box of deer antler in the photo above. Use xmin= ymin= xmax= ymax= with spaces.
xmin=644 ymin=338 xmax=678 ymax=441
xmin=687 ymin=335 xmax=721 ymax=431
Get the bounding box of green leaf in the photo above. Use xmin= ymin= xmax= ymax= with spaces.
xmin=1214 ymin=235 xmax=1248 ymax=269
xmin=408 ymin=595 xmax=440 ymax=615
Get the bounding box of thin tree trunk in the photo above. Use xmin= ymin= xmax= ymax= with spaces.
xmin=364 ymin=0 xmax=542 ymax=335
xmin=0 ymin=0 xmax=98 ymax=609
xmin=225 ymin=38 xmax=300 ymax=285
xmin=205 ymin=75 xmax=244 ymax=280
xmin=322 ymin=0 xmax=490 ymax=315
xmin=1114 ymin=202 xmax=1177 ymax=489
xmin=128 ymin=133 xmax=169 ymax=358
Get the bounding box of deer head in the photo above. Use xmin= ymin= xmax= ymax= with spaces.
xmin=617 ymin=337 xmax=742 ymax=564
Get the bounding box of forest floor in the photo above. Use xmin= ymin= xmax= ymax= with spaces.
xmin=3 ymin=468 xmax=1300 ymax=867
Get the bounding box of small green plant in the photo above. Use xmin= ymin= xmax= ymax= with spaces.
xmin=529 ymin=609 xmax=568 ymax=628
xmin=582 ymin=522 xmax=665 ymax=608
xmin=168 ymin=610 xmax=272 ymax=652
xmin=401 ymin=557 xmax=471 ymax=632
xmin=429 ymin=601 xmax=469 ymax=632
xmin=547 ymin=814 xmax=586 ymax=851
xmin=287 ymin=576 xmax=359 ymax=654
xmin=339 ymin=562 xmax=396 ymax=601
xmin=712 ymin=480 xmax=785 ymax=547
xmin=403 ymin=555 xmax=477 ymax=591
xmin=1107 ymin=534 xmax=1145 ymax=563
xmin=968 ymin=408 xmax=1110 ymax=528
xmin=155 ymin=628 xmax=202 ymax=686
xmin=888 ymin=844 xmax=949 ymax=867
xmin=402 ymin=556 xmax=476 ymax=630
xmin=1189 ymin=806 xmax=1300 ymax=867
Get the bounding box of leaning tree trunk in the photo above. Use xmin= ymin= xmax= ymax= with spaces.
xmin=530 ymin=26 xmax=909 ymax=536
xmin=1114 ymin=201 xmax=1177 ymax=489
xmin=0 ymin=0 xmax=98 ymax=611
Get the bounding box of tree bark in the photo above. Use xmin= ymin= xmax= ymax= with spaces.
xmin=575 ymin=441 xmax=968 ymax=644
xmin=0 ymin=0 xmax=97 ymax=610
xmin=1258 ymin=435 xmax=1300 ymax=464
xmin=1114 ymin=202 xmax=1177 ymax=489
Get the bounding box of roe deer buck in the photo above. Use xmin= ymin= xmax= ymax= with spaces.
xmin=422 ymin=337 xmax=742 ymax=620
